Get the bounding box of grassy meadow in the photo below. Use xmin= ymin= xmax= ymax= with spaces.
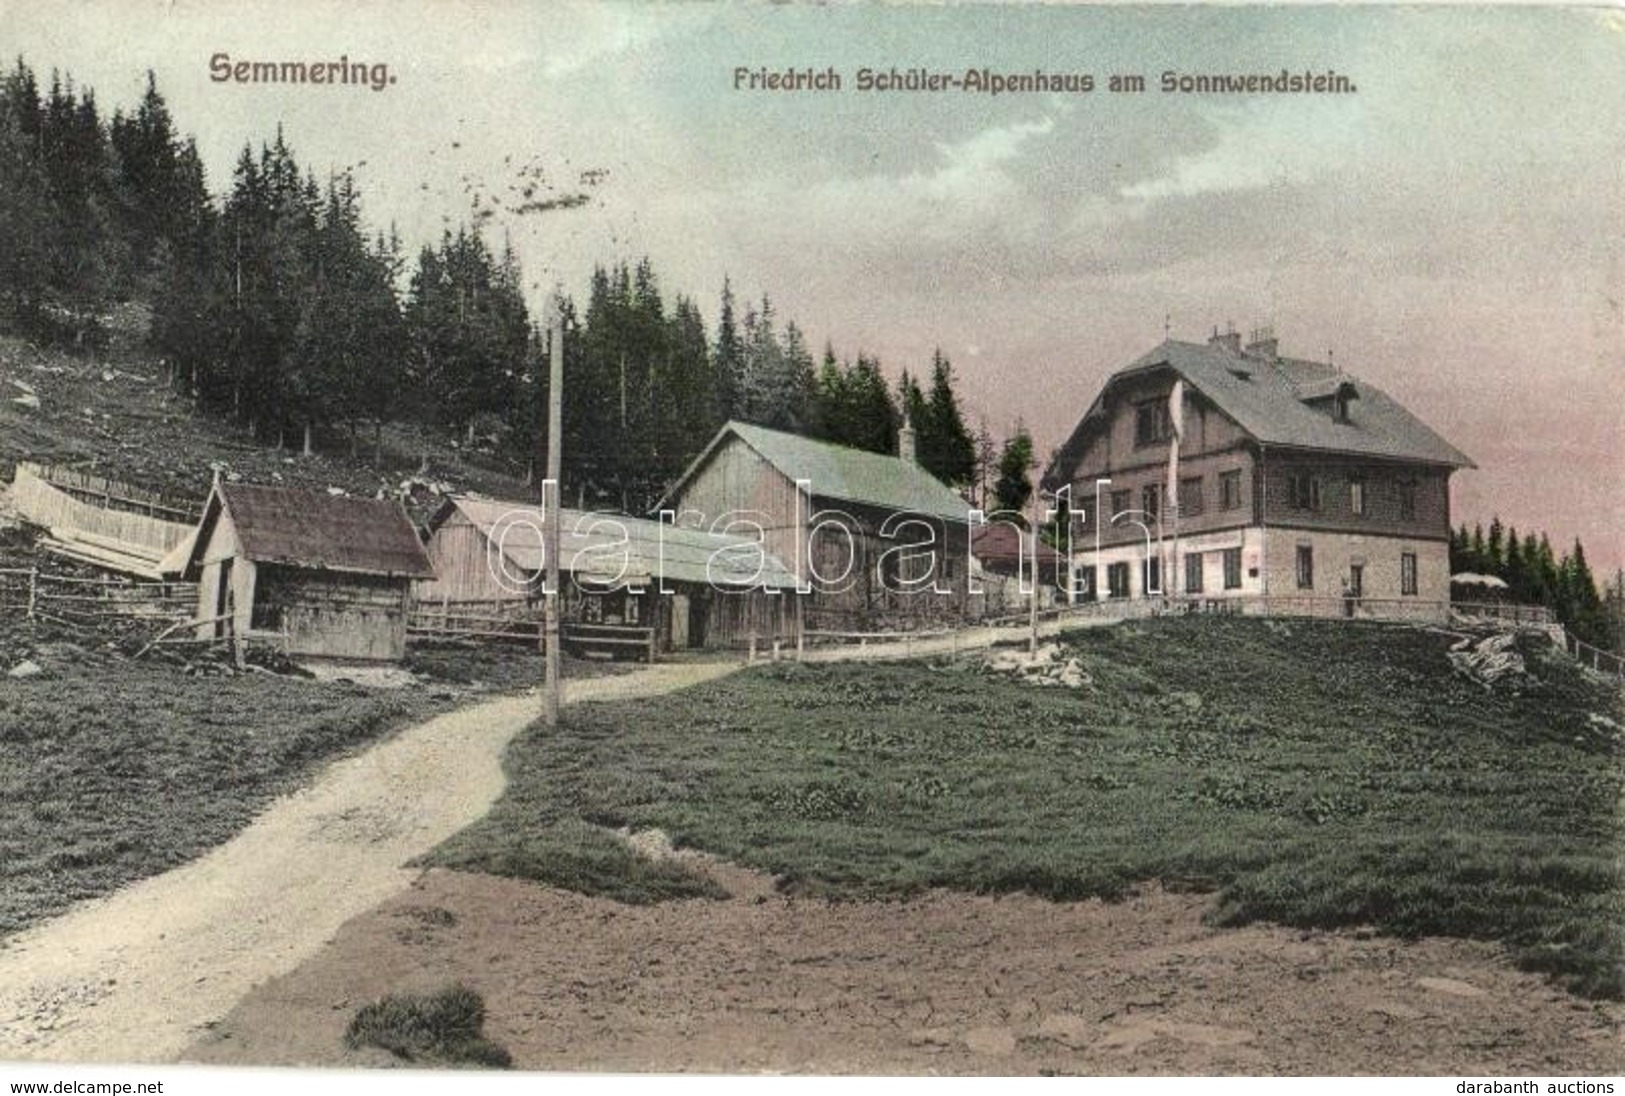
xmin=0 ymin=639 xmax=566 ymax=936
xmin=428 ymin=616 xmax=1625 ymax=999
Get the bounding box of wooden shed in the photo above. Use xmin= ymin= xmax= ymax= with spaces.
xmin=416 ymin=495 xmax=800 ymax=653
xmin=184 ymin=483 xmax=435 ymax=661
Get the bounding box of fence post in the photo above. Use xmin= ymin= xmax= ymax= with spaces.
xmin=25 ymin=567 xmax=37 ymax=619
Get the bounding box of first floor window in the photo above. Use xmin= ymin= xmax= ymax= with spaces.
xmin=1109 ymin=489 xmax=1132 ymax=519
xmin=1185 ymin=552 xmax=1204 ymax=594
xmin=1107 ymin=561 xmax=1130 ymax=598
xmin=1219 ymin=469 xmax=1243 ymax=511
xmin=1399 ymin=479 xmax=1418 ymax=520
xmin=1142 ymin=483 xmax=1161 ymax=520
xmin=1349 ymin=477 xmax=1366 ymax=516
xmin=1222 ymin=547 xmax=1242 ymax=590
xmin=1401 ymin=552 xmax=1418 ymax=596
xmin=1296 ymin=545 xmax=1314 ymax=590
xmin=1290 ymin=472 xmax=1322 ymax=511
xmin=1179 ymin=476 xmax=1204 ymax=518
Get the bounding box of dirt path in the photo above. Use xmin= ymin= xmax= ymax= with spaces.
xmin=0 ymin=660 xmax=738 ymax=1064
xmin=188 ymin=866 xmax=1624 ymax=1075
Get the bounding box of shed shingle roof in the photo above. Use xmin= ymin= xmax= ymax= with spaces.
xmin=1047 ymin=339 xmax=1474 ymax=486
xmin=666 ymin=421 xmax=972 ymax=523
xmin=205 ymin=484 xmax=435 ymax=579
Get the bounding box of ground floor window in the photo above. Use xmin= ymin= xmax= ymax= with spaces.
xmin=1185 ymin=552 xmax=1204 ymax=594
xmin=1073 ymin=564 xmax=1096 ymax=600
xmin=1296 ymin=545 xmax=1314 ymax=590
xmin=1222 ymin=547 xmax=1242 ymax=589
xmin=1143 ymin=556 xmax=1161 ymax=596
xmin=1107 ymin=561 xmax=1130 ymax=598
xmin=1401 ymin=552 xmax=1418 ymax=596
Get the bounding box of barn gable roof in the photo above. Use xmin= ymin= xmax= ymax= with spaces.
xmin=430 ymin=495 xmax=799 ymax=589
xmin=1045 ymin=338 xmax=1475 ymax=489
xmin=188 ymin=483 xmax=435 ymax=579
xmin=662 ymin=420 xmax=972 ymax=523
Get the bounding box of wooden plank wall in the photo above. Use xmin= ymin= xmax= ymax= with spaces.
xmin=259 ymin=565 xmax=412 ymax=660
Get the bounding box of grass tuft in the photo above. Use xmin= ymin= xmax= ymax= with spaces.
xmin=344 ymin=984 xmax=512 ymax=1068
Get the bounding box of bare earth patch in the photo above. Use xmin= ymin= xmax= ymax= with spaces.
xmin=186 ymin=867 xmax=1623 ymax=1075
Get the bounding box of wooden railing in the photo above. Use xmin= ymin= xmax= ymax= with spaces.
xmin=1560 ymin=630 xmax=1625 ymax=680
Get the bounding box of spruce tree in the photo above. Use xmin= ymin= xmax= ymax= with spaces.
xmin=920 ymin=349 xmax=976 ymax=486
xmin=993 ymin=425 xmax=1036 ymax=517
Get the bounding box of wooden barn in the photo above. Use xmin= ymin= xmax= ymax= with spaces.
xmin=658 ymin=420 xmax=974 ymax=631
xmin=184 ymin=483 xmax=435 ymax=661
xmin=416 ymin=495 xmax=800 ymax=653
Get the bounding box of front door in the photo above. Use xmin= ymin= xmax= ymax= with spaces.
xmin=215 ymin=559 xmax=233 ymax=638
xmin=670 ymin=593 xmax=690 ymax=648
xmin=1346 ymin=564 xmax=1364 ymax=616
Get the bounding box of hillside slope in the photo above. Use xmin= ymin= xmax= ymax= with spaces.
xmin=0 ymin=316 xmax=534 ymax=513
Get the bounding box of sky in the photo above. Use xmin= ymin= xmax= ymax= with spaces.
xmin=3 ymin=1 xmax=1621 ymax=574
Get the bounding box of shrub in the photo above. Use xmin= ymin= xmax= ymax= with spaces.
xmin=344 ymin=984 xmax=512 ymax=1069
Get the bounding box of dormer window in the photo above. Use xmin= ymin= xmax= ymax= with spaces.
xmin=1302 ymin=380 xmax=1359 ymax=423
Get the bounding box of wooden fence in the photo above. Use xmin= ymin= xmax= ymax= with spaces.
xmin=15 ymin=461 xmax=201 ymax=523
xmin=11 ymin=463 xmax=195 ymax=576
xmin=0 ymin=566 xmax=198 ymax=628
xmin=405 ymin=602 xmax=656 ymax=661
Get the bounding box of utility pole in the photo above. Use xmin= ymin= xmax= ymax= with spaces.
xmin=1029 ymin=493 xmax=1042 ymax=655
xmin=543 ymin=290 xmax=564 ymax=727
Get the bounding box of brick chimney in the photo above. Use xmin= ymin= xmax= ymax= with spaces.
xmin=898 ymin=410 xmax=917 ymax=464
xmin=1208 ymin=324 xmax=1242 ymax=355
xmin=1245 ymin=325 xmax=1278 ymax=360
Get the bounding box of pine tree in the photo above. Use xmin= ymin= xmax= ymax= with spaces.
xmin=993 ymin=425 xmax=1035 ymax=517
xmin=712 ymin=277 xmax=743 ymax=424
xmin=972 ymin=418 xmax=998 ymax=509
xmin=919 ymin=348 xmax=975 ymax=486
xmin=1486 ymin=516 xmax=1505 ymax=576
xmin=1503 ymin=526 xmax=1526 ymax=602
xmin=843 ymin=353 xmax=897 ymax=454
xmin=812 ymin=343 xmax=845 ymax=443
xmin=0 ymin=60 xmax=52 ymax=326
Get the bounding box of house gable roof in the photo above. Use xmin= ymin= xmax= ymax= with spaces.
xmin=432 ymin=495 xmax=799 ymax=589
xmin=189 ymin=483 xmax=435 ymax=579
xmin=1046 ymin=339 xmax=1475 ymax=488
xmin=663 ymin=420 xmax=972 ymax=524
